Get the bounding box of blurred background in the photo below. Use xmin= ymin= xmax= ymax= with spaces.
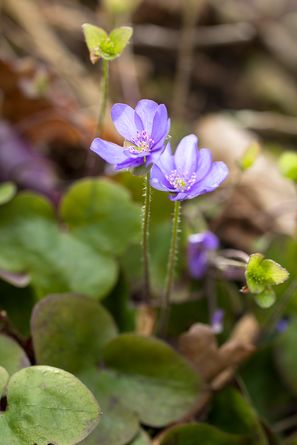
xmin=1 ymin=0 xmax=297 ymax=212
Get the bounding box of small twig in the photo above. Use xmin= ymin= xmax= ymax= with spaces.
xmin=172 ymin=2 xmax=200 ymax=119
xmin=235 ymin=110 xmax=297 ymax=137
xmin=133 ymin=23 xmax=256 ymax=50
xmin=3 ymin=0 xmax=99 ymax=107
xmin=273 ymin=413 xmax=297 ymax=434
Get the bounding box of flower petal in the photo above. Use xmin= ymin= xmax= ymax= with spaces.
xmin=90 ymin=138 xmax=127 ymax=164
xmin=111 ymin=103 xmax=139 ymax=140
xmin=188 ymin=250 xmax=208 ymax=278
xmin=188 ymin=232 xmax=219 ymax=250
xmin=115 ymin=157 xmax=144 ymax=170
xmin=151 ymin=104 xmax=170 ymax=147
xmin=174 ymin=134 xmax=199 ymax=176
xmin=150 ymin=164 xmax=173 ymax=192
xmin=135 ymin=99 xmax=159 ymax=133
xmin=155 ymin=143 xmax=175 ymax=173
xmin=195 ymin=148 xmax=212 ymax=181
xmin=169 ymin=192 xmax=189 ymax=201
xmin=189 ymin=161 xmax=229 ymax=198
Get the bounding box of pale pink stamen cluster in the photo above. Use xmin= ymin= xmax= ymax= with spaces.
xmin=128 ymin=130 xmax=154 ymax=154
xmin=166 ymin=170 xmax=197 ymax=192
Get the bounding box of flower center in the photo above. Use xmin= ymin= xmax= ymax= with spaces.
xmin=166 ymin=170 xmax=197 ymax=192
xmin=127 ymin=131 xmax=154 ymax=154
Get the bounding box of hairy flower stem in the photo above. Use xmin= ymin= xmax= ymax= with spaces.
xmin=142 ymin=172 xmax=152 ymax=303
xmin=96 ymin=59 xmax=109 ymax=137
xmin=158 ymin=200 xmax=181 ymax=336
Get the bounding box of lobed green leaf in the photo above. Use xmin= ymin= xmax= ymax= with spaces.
xmin=32 ymin=294 xmax=118 ymax=374
xmin=0 ymin=366 xmax=100 ymax=445
xmin=245 ymin=253 xmax=289 ymax=295
xmin=0 ymin=334 xmax=30 ymax=375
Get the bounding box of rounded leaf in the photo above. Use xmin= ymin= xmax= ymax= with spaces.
xmin=0 ymin=366 xmax=100 ymax=445
xmin=0 ymin=334 xmax=30 ymax=375
xmin=79 ymin=368 xmax=139 ymax=445
xmin=208 ymin=387 xmax=267 ymax=444
xmin=128 ymin=429 xmax=151 ymax=445
xmin=102 ymin=334 xmax=202 ymax=427
xmin=0 ymin=192 xmax=117 ymax=299
xmin=0 ymin=366 xmax=9 ymax=396
xmin=32 ymin=294 xmax=118 ymax=373
xmin=60 ymin=178 xmax=141 ymax=256
xmin=254 ymin=288 xmax=276 ymax=308
xmin=0 ymin=182 xmax=16 ymax=205
xmin=160 ymin=423 xmax=247 ymax=445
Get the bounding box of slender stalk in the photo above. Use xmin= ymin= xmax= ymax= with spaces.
xmin=87 ymin=59 xmax=110 ymax=174
xmin=142 ymin=172 xmax=151 ymax=303
xmin=158 ymin=200 xmax=181 ymax=336
xmin=96 ymin=58 xmax=109 ymax=137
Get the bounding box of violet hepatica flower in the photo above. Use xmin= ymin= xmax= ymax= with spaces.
xmin=150 ymin=134 xmax=228 ymax=201
xmin=90 ymin=99 xmax=170 ymax=170
xmin=188 ymin=231 xmax=219 ymax=279
xmin=211 ymin=309 xmax=224 ymax=334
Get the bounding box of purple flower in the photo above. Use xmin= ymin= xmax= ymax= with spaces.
xmin=188 ymin=231 xmax=219 ymax=279
xmin=90 ymin=99 xmax=170 ymax=170
xmin=211 ymin=309 xmax=224 ymax=334
xmin=149 ymin=134 xmax=228 ymax=201
xmin=276 ymin=318 xmax=289 ymax=333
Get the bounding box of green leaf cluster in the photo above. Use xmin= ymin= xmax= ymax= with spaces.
xmin=245 ymin=253 xmax=289 ymax=308
xmin=0 ymin=178 xmax=140 ymax=300
xmin=31 ymin=294 xmax=202 ymax=445
xmin=82 ymin=24 xmax=133 ymax=63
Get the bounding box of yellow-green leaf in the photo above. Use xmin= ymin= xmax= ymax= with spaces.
xmin=238 ymin=142 xmax=260 ymax=172
xmin=279 ymin=151 xmax=297 ymax=182
xmin=82 ymin=23 xmax=108 ymax=64
xmin=245 ymin=253 xmax=289 ymax=294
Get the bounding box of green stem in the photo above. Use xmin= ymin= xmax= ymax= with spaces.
xmin=142 ymin=172 xmax=151 ymax=303
xmin=96 ymin=59 xmax=109 ymax=137
xmin=158 ymin=200 xmax=181 ymax=336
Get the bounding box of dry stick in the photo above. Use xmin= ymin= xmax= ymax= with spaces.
xmin=273 ymin=413 xmax=297 ymax=434
xmin=158 ymin=201 xmax=181 ymax=336
xmin=3 ymin=0 xmax=98 ymax=108
xmin=133 ymin=22 xmax=256 ymax=50
xmin=236 ymin=110 xmax=297 ymax=138
xmin=172 ymin=3 xmax=199 ymax=119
